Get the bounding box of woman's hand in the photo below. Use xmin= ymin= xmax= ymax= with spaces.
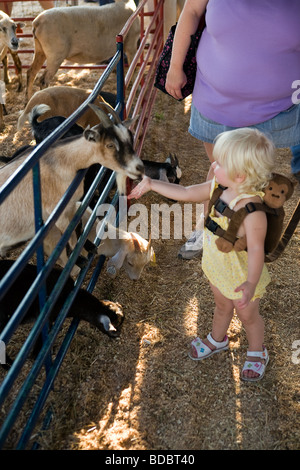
xmin=165 ymin=66 xmax=187 ymax=100
xmin=128 ymin=175 xmax=152 ymax=200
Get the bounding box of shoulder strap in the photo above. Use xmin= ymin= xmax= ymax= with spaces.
xmin=205 ymin=184 xmax=227 ymax=220
xmin=205 ymin=201 xmax=278 ymax=244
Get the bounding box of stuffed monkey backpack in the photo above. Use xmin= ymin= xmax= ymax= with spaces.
xmin=205 ymin=173 xmax=297 ymax=262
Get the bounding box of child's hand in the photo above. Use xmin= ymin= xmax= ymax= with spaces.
xmin=128 ymin=175 xmax=151 ymax=200
xmin=234 ymin=281 xmax=256 ymax=310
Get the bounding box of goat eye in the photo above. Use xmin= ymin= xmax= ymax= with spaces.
xmin=268 ymin=186 xmax=272 ymax=191
xmin=2 ymin=27 xmax=6 ymax=33
xmin=106 ymin=143 xmax=115 ymax=149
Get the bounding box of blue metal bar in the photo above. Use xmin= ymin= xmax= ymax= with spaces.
xmin=0 ymin=172 xmax=118 ymax=448
xmin=1 ymin=177 xmax=118 ymax=450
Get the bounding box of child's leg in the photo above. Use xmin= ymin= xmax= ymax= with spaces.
xmin=205 ymin=283 xmax=234 ymax=348
xmin=234 ymin=298 xmax=266 ymax=380
xmin=190 ymin=283 xmax=234 ymax=359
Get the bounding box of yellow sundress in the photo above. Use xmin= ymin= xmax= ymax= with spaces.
xmin=202 ymin=178 xmax=271 ymax=300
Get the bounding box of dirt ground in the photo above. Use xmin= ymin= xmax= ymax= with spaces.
xmin=1 ymin=2 xmax=300 ymax=451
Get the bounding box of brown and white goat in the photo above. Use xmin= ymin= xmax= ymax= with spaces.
xmin=17 ymin=86 xmax=116 ymax=131
xmin=25 ymin=1 xmax=140 ymax=100
xmin=0 ymin=103 xmax=144 ymax=260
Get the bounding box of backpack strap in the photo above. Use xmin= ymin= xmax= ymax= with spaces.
xmin=205 ymin=184 xmax=228 ymax=219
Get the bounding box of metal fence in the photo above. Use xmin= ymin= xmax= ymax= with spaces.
xmin=0 ymin=0 xmax=163 ymax=449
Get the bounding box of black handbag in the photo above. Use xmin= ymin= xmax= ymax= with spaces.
xmin=154 ymin=15 xmax=206 ymax=100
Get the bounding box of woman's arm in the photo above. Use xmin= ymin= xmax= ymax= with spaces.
xmin=128 ymin=175 xmax=211 ymax=204
xmin=234 ymin=211 xmax=267 ymax=309
xmin=166 ymin=0 xmax=209 ymax=100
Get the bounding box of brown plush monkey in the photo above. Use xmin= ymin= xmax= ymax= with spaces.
xmin=213 ymin=174 xmax=295 ymax=255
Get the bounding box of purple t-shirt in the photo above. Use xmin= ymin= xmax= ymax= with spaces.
xmin=193 ymin=0 xmax=300 ymax=126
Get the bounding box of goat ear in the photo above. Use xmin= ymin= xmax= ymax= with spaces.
xmin=122 ymin=115 xmax=139 ymax=129
xmin=131 ymin=233 xmax=142 ymax=252
xmin=84 ymin=126 xmax=100 ymax=142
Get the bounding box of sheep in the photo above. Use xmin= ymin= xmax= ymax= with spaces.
xmin=17 ymin=86 xmax=116 ymax=131
xmin=0 ymin=102 xmax=144 ymax=264
xmin=0 ymin=10 xmax=24 ymax=127
xmin=2 ymin=48 xmax=23 ymax=92
xmin=0 ymin=259 xmax=124 ymax=368
xmin=25 ymin=1 xmax=140 ymax=100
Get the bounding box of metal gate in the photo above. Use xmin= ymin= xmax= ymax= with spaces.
xmin=0 ymin=0 xmax=164 ymax=449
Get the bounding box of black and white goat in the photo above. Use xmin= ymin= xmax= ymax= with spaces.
xmin=0 ymin=260 xmax=124 ymax=368
xmin=143 ymin=153 xmax=182 ymax=184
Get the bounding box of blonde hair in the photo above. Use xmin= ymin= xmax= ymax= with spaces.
xmin=212 ymin=128 xmax=275 ymax=194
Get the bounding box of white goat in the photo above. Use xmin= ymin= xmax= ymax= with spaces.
xmin=0 ymin=10 xmax=24 ymax=127
xmin=26 ymin=0 xmax=140 ymax=100
xmin=80 ymin=212 xmax=155 ymax=280
xmin=17 ymin=86 xmax=116 ymax=131
xmin=99 ymin=226 xmax=155 ymax=280
xmin=0 ymin=103 xmax=144 ymax=262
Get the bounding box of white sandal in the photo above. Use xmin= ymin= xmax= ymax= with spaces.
xmin=189 ymin=333 xmax=229 ymax=361
xmin=241 ymin=347 xmax=269 ymax=382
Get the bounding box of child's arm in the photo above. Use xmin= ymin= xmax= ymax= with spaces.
xmin=128 ymin=175 xmax=211 ymax=203
xmin=234 ymin=210 xmax=267 ymax=309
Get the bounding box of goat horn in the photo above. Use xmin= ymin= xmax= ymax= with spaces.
xmin=97 ymin=101 xmax=122 ymax=124
xmin=88 ymin=103 xmax=113 ymax=128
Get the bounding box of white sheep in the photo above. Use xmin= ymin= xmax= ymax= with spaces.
xmin=17 ymin=86 xmax=116 ymax=131
xmin=25 ymin=0 xmax=140 ymax=100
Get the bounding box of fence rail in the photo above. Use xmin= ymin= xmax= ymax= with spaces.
xmin=0 ymin=0 xmax=163 ymax=449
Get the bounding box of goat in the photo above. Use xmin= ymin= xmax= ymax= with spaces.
xmin=17 ymin=86 xmax=116 ymax=131
xmin=99 ymin=227 xmax=155 ymax=280
xmin=25 ymin=1 xmax=140 ymax=100
xmin=0 ymin=259 xmax=124 ymax=368
xmin=82 ymin=216 xmax=155 ymax=280
xmin=0 ymin=102 xmax=144 ymax=265
xmin=0 ymin=10 xmax=24 ymax=127
xmin=29 ymin=104 xmax=84 ymax=144
xmin=143 ymin=154 xmax=182 ymax=184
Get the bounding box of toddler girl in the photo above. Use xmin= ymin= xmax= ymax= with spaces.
xmin=128 ymin=128 xmax=275 ymax=381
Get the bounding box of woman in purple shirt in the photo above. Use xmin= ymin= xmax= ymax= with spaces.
xmin=167 ymin=0 xmax=300 ymax=259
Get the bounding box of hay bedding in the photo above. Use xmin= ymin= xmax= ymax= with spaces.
xmin=0 ymin=3 xmax=299 ymax=451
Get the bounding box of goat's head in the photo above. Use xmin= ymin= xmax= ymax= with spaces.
xmin=95 ymin=300 xmax=124 ymax=338
xmin=84 ymin=103 xmax=144 ymax=183
xmin=123 ymin=233 xmax=155 ymax=280
xmin=0 ymin=12 xmax=24 ymax=51
xmin=165 ymin=153 xmax=182 ymax=184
